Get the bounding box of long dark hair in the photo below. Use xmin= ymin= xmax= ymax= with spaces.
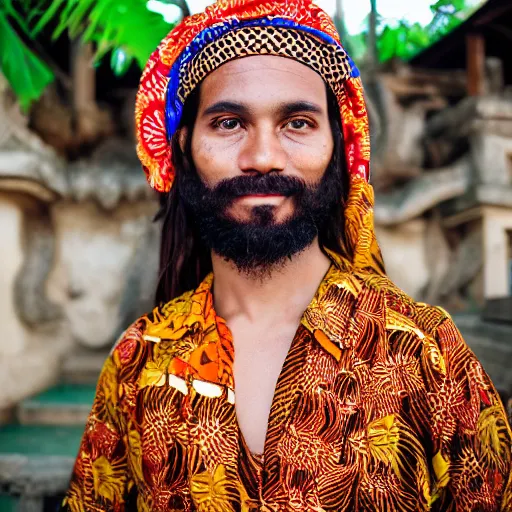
xmin=154 ymin=85 xmax=349 ymax=306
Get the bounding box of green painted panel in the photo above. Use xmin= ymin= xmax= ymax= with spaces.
xmin=0 ymin=494 xmax=19 ymax=512
xmin=21 ymin=384 xmax=96 ymax=407
xmin=0 ymin=425 xmax=84 ymax=457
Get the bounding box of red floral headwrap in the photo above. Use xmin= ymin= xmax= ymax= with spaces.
xmin=135 ymin=0 xmax=371 ymax=193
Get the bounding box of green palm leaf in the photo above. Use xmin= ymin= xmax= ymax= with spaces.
xmin=32 ymin=0 xmax=181 ymax=69
xmin=30 ymin=0 xmax=68 ymax=37
xmin=0 ymin=0 xmax=187 ymax=108
xmin=0 ymin=9 xmax=54 ymax=110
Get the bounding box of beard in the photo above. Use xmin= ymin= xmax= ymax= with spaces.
xmin=178 ymin=162 xmax=341 ymax=274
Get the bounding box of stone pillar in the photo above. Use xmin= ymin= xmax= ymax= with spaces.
xmin=0 ymin=192 xmax=61 ymax=412
xmin=0 ymin=193 xmax=29 ymax=355
xmin=483 ymin=206 xmax=512 ymax=299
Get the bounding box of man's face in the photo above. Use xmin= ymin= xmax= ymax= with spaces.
xmin=179 ymin=55 xmax=340 ymax=272
xmin=190 ymin=55 xmax=334 ymax=225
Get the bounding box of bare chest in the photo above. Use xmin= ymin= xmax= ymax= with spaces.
xmin=231 ymin=324 xmax=298 ymax=455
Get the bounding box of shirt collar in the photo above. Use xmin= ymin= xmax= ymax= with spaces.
xmin=143 ymin=250 xmax=360 ymax=388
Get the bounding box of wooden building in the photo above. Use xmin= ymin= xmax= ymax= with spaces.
xmin=411 ymin=0 xmax=512 ymax=95
xmin=411 ymin=0 xmax=512 ymax=324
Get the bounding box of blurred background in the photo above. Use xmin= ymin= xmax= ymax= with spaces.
xmin=1 ymin=0 xmax=511 ymax=509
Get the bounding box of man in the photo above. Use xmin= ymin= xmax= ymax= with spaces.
xmin=63 ymin=0 xmax=512 ymax=510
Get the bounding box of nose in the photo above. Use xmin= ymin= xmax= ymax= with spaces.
xmin=238 ymin=125 xmax=287 ymax=175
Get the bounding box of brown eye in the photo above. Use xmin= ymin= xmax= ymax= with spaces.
xmin=218 ymin=118 xmax=241 ymax=130
xmin=287 ymin=119 xmax=310 ymax=130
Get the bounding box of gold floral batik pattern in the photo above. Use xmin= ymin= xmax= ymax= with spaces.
xmin=63 ymin=208 xmax=512 ymax=511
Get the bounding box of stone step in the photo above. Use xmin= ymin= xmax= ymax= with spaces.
xmin=483 ymin=297 xmax=512 ymax=324
xmin=17 ymin=384 xmax=96 ymax=426
xmin=0 ymin=424 xmax=82 ymax=511
xmin=0 ymin=494 xmax=67 ymax=512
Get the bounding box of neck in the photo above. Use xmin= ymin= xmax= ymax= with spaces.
xmin=212 ymin=239 xmax=331 ymax=325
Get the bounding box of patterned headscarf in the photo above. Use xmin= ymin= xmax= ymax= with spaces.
xmin=135 ymin=0 xmax=370 ymax=193
xmin=135 ymin=0 xmax=383 ymax=274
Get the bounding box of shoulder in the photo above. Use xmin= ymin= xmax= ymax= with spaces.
xmin=354 ymin=271 xmax=511 ymax=423
xmin=108 ymin=288 xmax=197 ymax=375
xmin=345 ymin=269 xmax=487 ymax=374
xmin=355 ymin=269 xmax=495 ymax=386
xmin=308 ymin=265 xmax=457 ymax=368
xmin=352 ymin=269 xmax=452 ymax=336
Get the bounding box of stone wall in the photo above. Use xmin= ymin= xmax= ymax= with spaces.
xmin=483 ymin=206 xmax=512 ymax=299
xmin=47 ymin=199 xmax=160 ymax=349
xmin=0 ymin=190 xmax=160 ymax=410
xmin=0 ymin=73 xmax=161 ymax=409
xmin=0 ymin=193 xmax=62 ymax=410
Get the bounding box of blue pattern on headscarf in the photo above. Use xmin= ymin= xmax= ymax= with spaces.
xmin=165 ymin=16 xmax=359 ymax=140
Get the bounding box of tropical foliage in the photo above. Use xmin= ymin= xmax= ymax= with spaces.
xmin=0 ymin=0 xmax=483 ymax=110
xmin=0 ymin=0 xmax=183 ymax=109
xmin=0 ymin=1 xmax=54 ymax=110
xmin=376 ymin=0 xmax=482 ymax=62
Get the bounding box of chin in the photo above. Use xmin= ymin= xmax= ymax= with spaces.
xmin=227 ymin=204 xmax=295 ymax=227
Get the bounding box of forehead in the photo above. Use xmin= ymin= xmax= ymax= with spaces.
xmin=198 ymin=55 xmax=327 ymax=107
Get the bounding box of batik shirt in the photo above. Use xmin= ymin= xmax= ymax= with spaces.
xmin=63 ymin=249 xmax=512 ymax=512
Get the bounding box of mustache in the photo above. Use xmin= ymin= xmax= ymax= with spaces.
xmin=203 ymin=173 xmax=307 ymax=202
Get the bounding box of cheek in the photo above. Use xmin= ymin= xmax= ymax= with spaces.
xmin=191 ymin=129 xmax=238 ymax=185
xmin=190 ymin=132 xmax=215 ymax=182
xmin=288 ymin=136 xmax=334 ymax=182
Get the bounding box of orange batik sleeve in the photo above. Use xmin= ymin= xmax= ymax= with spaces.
xmin=62 ymin=350 xmax=134 ymax=512
xmin=428 ymin=317 xmax=512 ymax=511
